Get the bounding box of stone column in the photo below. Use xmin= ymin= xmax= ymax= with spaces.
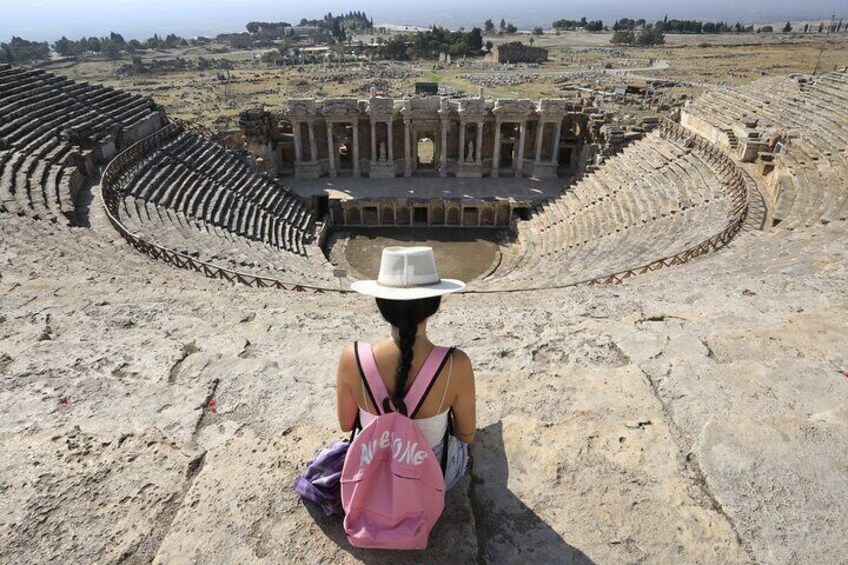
xmin=534 ymin=121 xmax=545 ymax=164
xmin=370 ymin=120 xmax=377 ymax=163
xmin=387 ymin=120 xmax=394 ymax=163
xmin=492 ymin=121 xmax=502 ymax=178
xmin=475 ymin=122 xmax=484 ymax=165
xmin=515 ymin=121 xmax=527 ymax=177
xmin=326 ymin=121 xmax=336 ymax=178
xmin=308 ymin=121 xmax=318 ymax=163
xmin=551 ymin=120 xmax=562 ymax=164
xmin=458 ymin=120 xmax=466 ymax=163
xmin=412 ymin=127 xmax=418 ymax=175
xmin=352 ymin=120 xmax=360 ymax=177
xmin=404 ymin=120 xmax=412 ymax=177
xmin=292 ymin=120 xmax=303 ymax=169
xmin=439 ymin=119 xmax=448 ymax=177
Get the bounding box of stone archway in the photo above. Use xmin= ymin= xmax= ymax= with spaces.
xmin=334 ymin=123 xmax=354 ymax=173
xmin=500 ymin=123 xmax=519 ymax=170
xmin=417 ymin=137 xmax=435 ymax=168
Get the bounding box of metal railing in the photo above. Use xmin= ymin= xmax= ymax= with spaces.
xmin=100 ymin=122 xmax=349 ymax=293
xmin=467 ymin=116 xmax=751 ymax=292
xmin=101 ymin=117 xmax=750 ymax=294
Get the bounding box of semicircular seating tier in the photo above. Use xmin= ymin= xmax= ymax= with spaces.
xmin=0 ymin=63 xmax=163 ymax=224
xmin=104 ymin=123 xmax=338 ymax=285
xmin=474 ymin=125 xmax=747 ymax=290
xmin=680 ymin=70 xmax=848 ymax=228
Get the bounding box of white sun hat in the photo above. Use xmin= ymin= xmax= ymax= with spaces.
xmin=350 ymin=246 xmax=466 ymax=300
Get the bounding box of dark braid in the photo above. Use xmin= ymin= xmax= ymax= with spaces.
xmin=375 ymin=296 xmax=442 ymax=416
xmin=393 ymin=318 xmax=417 ymax=414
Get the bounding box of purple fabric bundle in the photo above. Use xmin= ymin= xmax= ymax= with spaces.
xmin=292 ymin=440 xmax=350 ymax=516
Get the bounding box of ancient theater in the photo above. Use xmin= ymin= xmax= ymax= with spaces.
xmin=1 ymin=18 xmax=846 ymax=563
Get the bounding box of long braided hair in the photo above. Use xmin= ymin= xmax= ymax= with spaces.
xmin=375 ymin=296 xmax=441 ymax=415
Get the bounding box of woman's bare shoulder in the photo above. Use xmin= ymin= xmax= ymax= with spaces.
xmin=339 ymin=343 xmax=356 ymax=362
xmin=449 ymin=348 xmax=474 ymax=377
xmin=337 ymin=343 xmax=358 ymax=381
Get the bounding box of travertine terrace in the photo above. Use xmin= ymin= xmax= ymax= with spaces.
xmin=0 ymin=60 xmax=846 ymax=564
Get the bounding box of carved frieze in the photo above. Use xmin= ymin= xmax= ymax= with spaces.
xmin=320 ymin=98 xmax=361 ymax=120
xmin=492 ymin=99 xmax=535 ymax=121
xmin=284 ymin=99 xmax=318 ymax=120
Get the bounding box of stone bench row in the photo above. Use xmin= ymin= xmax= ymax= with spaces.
xmin=119 ymin=156 xmax=306 ymax=255
xmin=776 ymin=145 xmax=848 ymax=229
xmin=0 ymin=65 xmax=159 ymax=152
xmin=114 ymin=130 xmax=315 ymax=256
xmin=1 ymin=80 xmax=147 ymax=124
xmin=118 ymin=197 xmax=335 ymax=283
xmin=530 ymin=134 xmax=728 ymax=242
xmin=476 ymin=131 xmax=736 ymax=289
xmin=1 ymin=86 xmax=156 ymax=150
xmin=526 ymin=169 xmax=727 ymax=263
xmin=481 ymin=205 xmax=727 ymax=289
xmin=0 ymin=140 xmax=81 ymax=224
xmin=99 ymin=122 xmax=340 ymax=288
xmin=683 ymin=73 xmax=848 ymax=227
xmin=0 ymin=80 xmax=153 ymax=224
xmin=692 ymin=74 xmax=848 ymax=149
xmin=155 ymin=133 xmax=313 ymax=233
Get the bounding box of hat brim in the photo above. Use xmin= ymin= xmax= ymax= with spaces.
xmin=350 ymin=278 xmax=466 ymax=300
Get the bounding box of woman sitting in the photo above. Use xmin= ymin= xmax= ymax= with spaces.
xmin=335 ymin=246 xmax=476 ymax=489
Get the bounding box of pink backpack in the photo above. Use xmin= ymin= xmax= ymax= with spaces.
xmin=341 ymin=342 xmax=454 ymax=550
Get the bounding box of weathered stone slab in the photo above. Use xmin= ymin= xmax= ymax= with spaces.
xmin=472 ymin=410 xmax=749 ymax=563
xmin=154 ymin=426 xmax=477 ymax=564
xmin=697 ymin=413 xmax=848 ymax=564
xmin=0 ymin=427 xmax=197 ymax=564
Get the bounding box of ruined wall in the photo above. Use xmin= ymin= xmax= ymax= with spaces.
xmin=680 ymin=110 xmax=731 ymax=151
xmin=330 ymin=198 xmax=514 ymax=228
xmin=496 ymin=42 xmax=549 ymax=64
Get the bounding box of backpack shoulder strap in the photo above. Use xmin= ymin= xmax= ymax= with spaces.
xmin=354 ymin=342 xmax=388 ymax=415
xmin=406 ymin=346 xmax=454 ymax=419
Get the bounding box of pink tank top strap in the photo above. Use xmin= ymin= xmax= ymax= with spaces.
xmin=354 ymin=342 xmax=390 ymax=415
xmin=405 ymin=346 xmax=453 ymax=418
xmin=355 ymin=342 xmax=454 ymax=417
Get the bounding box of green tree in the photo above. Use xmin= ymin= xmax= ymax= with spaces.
xmin=468 ymin=27 xmax=483 ymax=51
xmin=86 ymin=37 xmax=102 ymax=52
xmin=505 ymin=23 xmax=517 ymax=33
xmin=104 ymin=41 xmax=122 ymax=60
xmin=484 ymin=19 xmax=495 ymax=34
xmin=53 ymin=36 xmax=74 ymax=56
xmin=783 ymin=21 xmax=792 ymax=33
xmin=636 ymin=27 xmax=665 ymax=45
xmin=532 ymin=26 xmax=544 ymax=36
xmin=613 ymin=18 xmax=636 ymax=31
xmin=379 ymin=37 xmax=409 ymax=60
xmin=0 ymin=36 xmax=50 ymax=63
xmin=611 ymin=30 xmax=635 ymax=44
xmin=260 ymin=49 xmax=279 ymax=64
xmin=499 ymin=18 xmax=506 ymax=33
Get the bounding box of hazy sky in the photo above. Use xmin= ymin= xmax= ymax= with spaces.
xmin=3 ymin=0 xmax=845 ymax=42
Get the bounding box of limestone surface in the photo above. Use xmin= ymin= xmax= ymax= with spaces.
xmin=1 ymin=214 xmax=846 ymax=563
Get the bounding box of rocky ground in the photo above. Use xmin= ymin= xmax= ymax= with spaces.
xmin=0 ymin=211 xmax=846 ymax=563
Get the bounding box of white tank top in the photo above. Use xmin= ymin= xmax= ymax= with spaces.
xmin=358 ymin=353 xmax=453 ymax=448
